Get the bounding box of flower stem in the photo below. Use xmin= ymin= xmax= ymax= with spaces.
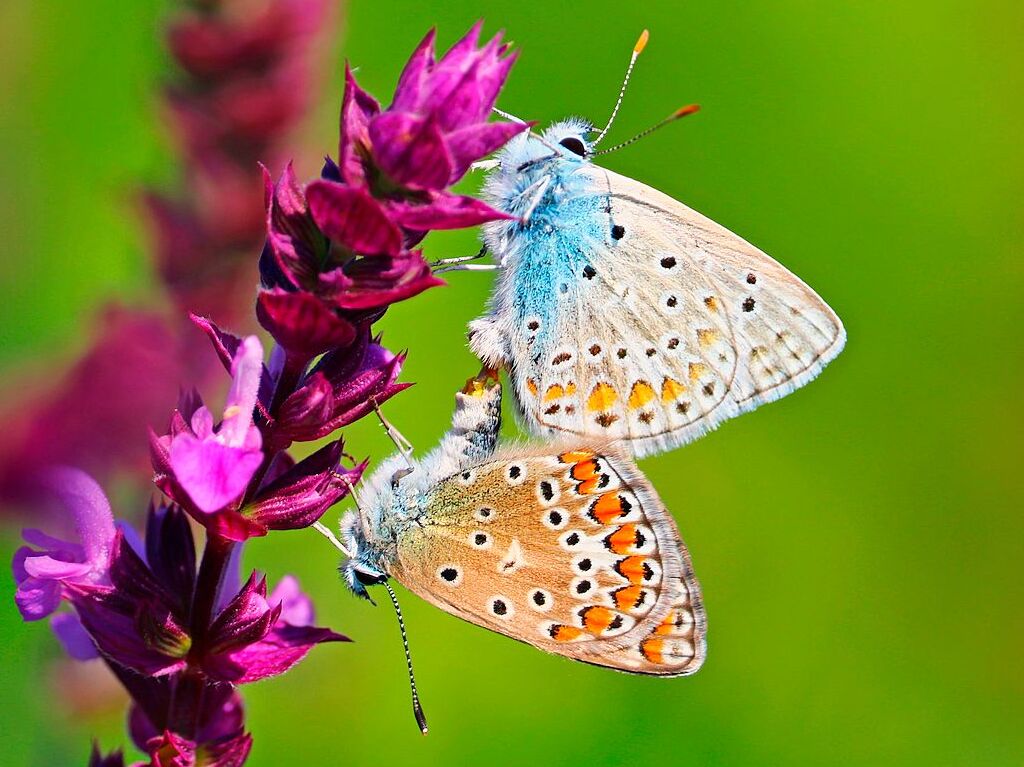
xmin=190 ymin=534 xmax=235 ymax=646
xmin=166 ymin=533 xmax=234 ymax=739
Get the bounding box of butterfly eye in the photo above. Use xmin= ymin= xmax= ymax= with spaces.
xmin=558 ymin=137 xmax=587 ymax=157
xmin=353 ymin=565 xmax=387 ymax=586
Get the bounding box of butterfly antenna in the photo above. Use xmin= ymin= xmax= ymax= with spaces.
xmin=592 ymin=29 xmax=650 ymax=146
xmin=383 ymin=580 xmax=429 ymax=735
xmin=592 ymin=104 xmax=701 ymax=156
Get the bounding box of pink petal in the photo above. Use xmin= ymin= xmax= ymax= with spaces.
xmin=391 ymin=28 xmax=437 ymax=112
xmin=190 ymin=406 xmax=215 ymax=439
xmin=208 ymin=624 xmax=349 ymax=684
xmin=445 ymin=120 xmax=531 ymax=181
xmin=169 ymin=435 xmax=263 ymax=513
xmin=220 ymin=336 xmax=264 ymax=447
xmin=22 ymin=555 xmax=93 ymax=580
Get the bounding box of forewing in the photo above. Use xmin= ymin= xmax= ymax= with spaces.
xmin=390 ymin=447 xmax=706 ymax=675
xmin=503 ymin=165 xmax=845 ymax=457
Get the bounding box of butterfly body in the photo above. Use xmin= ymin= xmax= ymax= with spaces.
xmin=341 ymin=378 xmax=706 ymax=675
xmin=471 ymin=120 xmax=846 ymax=457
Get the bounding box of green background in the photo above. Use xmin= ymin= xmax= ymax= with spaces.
xmin=1 ymin=1 xmax=1021 ymax=764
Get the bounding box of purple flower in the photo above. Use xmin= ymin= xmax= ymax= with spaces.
xmin=203 ymin=573 xmax=349 ymax=684
xmin=166 ymin=336 xmax=264 ymax=515
xmin=257 ymin=165 xmax=442 ymax=362
xmin=69 ymin=531 xmax=192 ymax=677
xmin=12 ymin=467 xmax=116 ymax=621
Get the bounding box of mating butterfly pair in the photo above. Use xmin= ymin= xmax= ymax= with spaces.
xmin=327 ymin=32 xmax=844 ymax=732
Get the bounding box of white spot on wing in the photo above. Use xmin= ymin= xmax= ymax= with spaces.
xmin=498 ymin=538 xmax=526 ymax=574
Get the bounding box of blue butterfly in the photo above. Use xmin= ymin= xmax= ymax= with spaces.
xmin=463 ymin=33 xmax=845 ymax=458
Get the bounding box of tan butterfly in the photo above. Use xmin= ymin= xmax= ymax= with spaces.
xmin=465 ymin=33 xmax=845 ymax=458
xmin=328 ymin=374 xmax=706 ymax=731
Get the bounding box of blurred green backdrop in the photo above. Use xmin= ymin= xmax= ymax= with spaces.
xmin=1 ymin=1 xmax=1021 ymax=765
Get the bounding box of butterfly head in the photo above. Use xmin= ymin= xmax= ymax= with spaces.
xmin=339 ymin=454 xmax=428 ymax=600
xmin=542 ymin=118 xmax=596 ymax=161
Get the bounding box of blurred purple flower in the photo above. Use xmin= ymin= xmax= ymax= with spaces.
xmin=51 ymin=612 xmax=99 ymax=661
xmin=12 ymin=467 xmax=116 ymax=621
xmin=0 ymin=309 xmax=182 ymax=506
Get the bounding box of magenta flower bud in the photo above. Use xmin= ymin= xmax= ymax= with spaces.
xmin=318 ymin=249 xmax=444 ymax=311
xmin=362 ymin=23 xmax=528 ymax=189
xmin=203 ymin=573 xmax=348 ymax=684
xmin=255 ymin=288 xmax=358 ymax=361
xmin=276 ymin=342 xmax=409 ymax=442
xmin=243 ymin=440 xmax=365 ymax=531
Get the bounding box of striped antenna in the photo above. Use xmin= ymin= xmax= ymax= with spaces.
xmin=592 ymin=29 xmax=650 ymax=146
xmin=592 ymin=104 xmax=701 ymax=156
xmin=383 ymin=581 xmax=429 ymax=735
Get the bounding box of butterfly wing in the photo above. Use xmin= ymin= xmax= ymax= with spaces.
xmin=476 ymin=165 xmax=845 ymax=457
xmin=388 ymin=447 xmax=706 ymax=676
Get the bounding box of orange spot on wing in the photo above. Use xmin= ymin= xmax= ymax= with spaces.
xmin=627 ymin=380 xmax=655 ymax=409
xmin=587 ymin=382 xmax=618 ymax=411
xmin=640 ymin=637 xmax=665 ymax=664
xmin=655 ymin=611 xmax=681 ymax=636
xmin=559 ymin=449 xmax=594 ymax=463
xmin=591 ymin=492 xmax=627 ymax=524
xmin=565 ymin=382 xmax=577 ymax=396
xmin=612 ymin=585 xmax=644 ymax=611
xmin=580 ymin=606 xmax=616 ymax=635
xmin=661 ymin=377 xmax=686 ymax=402
xmin=526 ymin=378 xmax=538 ymax=396
xmin=688 ymin=362 xmax=707 ymax=383
xmin=543 ymin=384 xmax=564 ymax=402
xmin=570 ymin=459 xmax=600 ymax=481
xmin=696 ymin=329 xmax=718 ymax=348
xmin=703 ymin=296 xmax=718 ymax=312
xmin=606 ymin=523 xmax=639 ymax=554
xmin=615 ymin=556 xmax=648 ymax=584
xmin=550 ymin=625 xmax=583 ymax=642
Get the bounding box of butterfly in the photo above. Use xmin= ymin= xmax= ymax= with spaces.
xmin=465 ymin=35 xmax=845 ymax=458
xmin=332 ymin=373 xmax=706 ymax=731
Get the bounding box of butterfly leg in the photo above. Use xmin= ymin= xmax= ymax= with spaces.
xmin=370 ymin=397 xmax=415 ymax=468
xmin=518 ymin=175 xmax=552 ymax=224
xmin=430 ymin=245 xmax=488 ymax=268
